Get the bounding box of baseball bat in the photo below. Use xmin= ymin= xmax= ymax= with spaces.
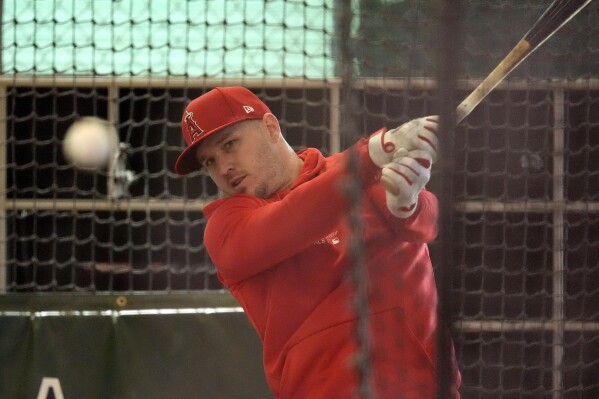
xmin=381 ymin=0 xmax=593 ymax=195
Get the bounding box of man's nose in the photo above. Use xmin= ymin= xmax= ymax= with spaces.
xmin=217 ymin=155 xmax=234 ymax=176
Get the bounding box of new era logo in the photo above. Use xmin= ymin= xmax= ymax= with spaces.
xmin=243 ymin=106 xmax=254 ymax=113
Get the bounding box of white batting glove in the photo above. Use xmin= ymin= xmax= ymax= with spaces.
xmin=368 ymin=116 xmax=439 ymax=169
xmin=382 ymin=149 xmax=432 ymax=219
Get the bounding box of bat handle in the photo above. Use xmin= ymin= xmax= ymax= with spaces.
xmin=380 ymin=174 xmax=400 ymax=196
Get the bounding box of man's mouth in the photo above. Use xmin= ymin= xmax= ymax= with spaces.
xmin=229 ymin=176 xmax=245 ymax=189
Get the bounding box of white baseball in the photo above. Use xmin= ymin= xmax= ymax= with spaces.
xmin=63 ymin=117 xmax=117 ymax=170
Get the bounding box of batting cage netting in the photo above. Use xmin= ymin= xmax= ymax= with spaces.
xmin=1 ymin=0 xmax=598 ymax=398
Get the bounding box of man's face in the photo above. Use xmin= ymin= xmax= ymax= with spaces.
xmin=194 ymin=119 xmax=282 ymax=198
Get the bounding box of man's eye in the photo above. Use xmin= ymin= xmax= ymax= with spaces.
xmin=224 ymin=140 xmax=235 ymax=149
xmin=203 ymin=159 xmax=214 ymax=167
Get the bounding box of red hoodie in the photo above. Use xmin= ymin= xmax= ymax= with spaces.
xmin=203 ymin=138 xmax=460 ymax=399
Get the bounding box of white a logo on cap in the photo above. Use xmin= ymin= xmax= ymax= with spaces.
xmin=243 ymin=106 xmax=254 ymax=114
xmin=184 ymin=111 xmax=204 ymax=143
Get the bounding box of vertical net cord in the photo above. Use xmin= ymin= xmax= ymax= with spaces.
xmin=336 ymin=0 xmax=373 ymax=398
xmin=0 ymin=0 xmax=5 ymax=291
xmin=551 ymin=87 xmax=565 ymax=399
xmin=345 ymin=148 xmax=372 ymax=399
xmin=435 ymin=1 xmax=462 ymax=398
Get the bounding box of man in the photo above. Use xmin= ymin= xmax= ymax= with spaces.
xmin=175 ymin=86 xmax=460 ymax=398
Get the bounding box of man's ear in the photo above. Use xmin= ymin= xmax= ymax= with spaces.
xmin=262 ymin=113 xmax=281 ymax=141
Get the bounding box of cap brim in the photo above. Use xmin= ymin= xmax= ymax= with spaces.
xmin=174 ymin=140 xmax=203 ymax=175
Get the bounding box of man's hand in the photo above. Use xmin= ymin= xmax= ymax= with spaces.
xmin=382 ymin=150 xmax=432 ymax=219
xmin=368 ymin=116 xmax=439 ymax=169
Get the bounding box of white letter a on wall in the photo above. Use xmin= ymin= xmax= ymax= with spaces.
xmin=37 ymin=377 xmax=65 ymax=399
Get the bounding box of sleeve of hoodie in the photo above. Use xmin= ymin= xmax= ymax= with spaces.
xmin=204 ymin=138 xmax=437 ymax=283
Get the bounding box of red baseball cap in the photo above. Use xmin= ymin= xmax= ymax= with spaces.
xmin=175 ymin=86 xmax=271 ymax=175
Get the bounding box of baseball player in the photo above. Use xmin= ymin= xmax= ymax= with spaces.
xmin=175 ymin=86 xmax=461 ymax=399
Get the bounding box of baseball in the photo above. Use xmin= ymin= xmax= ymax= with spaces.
xmin=63 ymin=117 xmax=118 ymax=170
